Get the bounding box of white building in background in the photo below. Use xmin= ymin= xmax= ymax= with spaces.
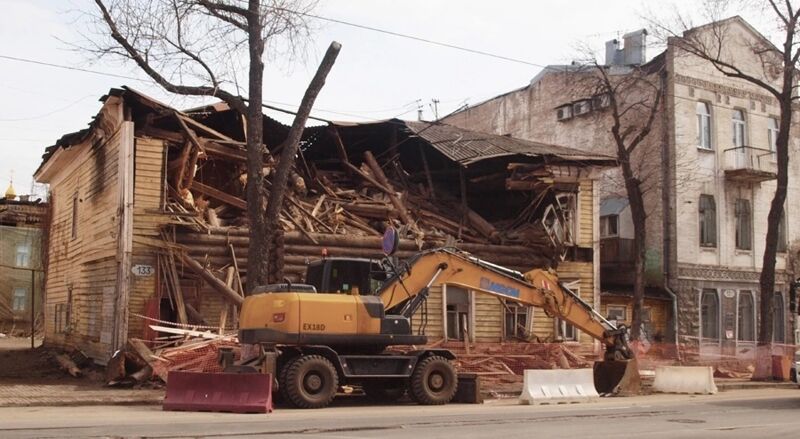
xmin=444 ymin=17 xmax=799 ymax=360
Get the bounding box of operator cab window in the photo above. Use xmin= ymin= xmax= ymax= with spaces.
xmin=306 ymin=260 xmax=388 ymax=295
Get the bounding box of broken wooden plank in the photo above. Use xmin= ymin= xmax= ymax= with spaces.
xmin=54 ymin=353 xmax=82 ymax=377
xmin=129 ymin=338 xmax=169 ymax=382
xmin=191 ymin=181 xmax=247 ymax=210
xmin=363 ymin=151 xmax=412 ymax=225
xmin=179 ymin=252 xmax=244 ymax=306
xmin=178 ymin=113 xmax=239 ymax=143
xmin=203 ymin=140 xmax=248 ymax=162
xmin=341 ymin=161 xmax=392 ymax=194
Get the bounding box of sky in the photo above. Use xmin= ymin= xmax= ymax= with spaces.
xmin=0 ymin=0 xmax=757 ymax=194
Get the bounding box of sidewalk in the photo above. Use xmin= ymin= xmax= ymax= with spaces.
xmin=0 ymin=377 xmax=795 ymax=408
xmin=0 ymin=379 xmax=164 ymax=407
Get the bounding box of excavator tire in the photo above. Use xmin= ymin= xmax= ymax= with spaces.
xmin=410 ymin=355 xmax=458 ymax=405
xmin=283 ymin=355 xmax=339 ymax=409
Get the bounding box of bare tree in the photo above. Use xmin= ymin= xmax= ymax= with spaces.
xmin=651 ymin=0 xmax=796 ymax=366
xmin=570 ymin=60 xmax=665 ymax=344
xmin=87 ymin=0 xmax=340 ymax=291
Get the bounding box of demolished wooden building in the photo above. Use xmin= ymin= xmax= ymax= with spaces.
xmin=35 ymin=87 xmax=615 ymax=362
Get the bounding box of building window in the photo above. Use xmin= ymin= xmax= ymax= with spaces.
xmin=696 ymin=102 xmax=712 ymax=149
xmin=15 ymin=243 xmax=31 ymax=268
xmin=600 ymin=214 xmax=618 ymax=237
xmin=732 ymin=109 xmax=746 ymax=148
xmin=543 ymin=192 xmax=577 ymax=248
xmin=607 ymin=305 xmax=627 ymax=322
xmin=737 ymin=291 xmax=755 ymax=342
xmin=556 ymin=192 xmax=576 ymax=245
xmin=12 ymin=288 xmax=27 ymax=311
xmin=556 ymin=318 xmax=577 ymax=341
xmin=701 ymin=289 xmax=720 ymax=340
xmin=768 ymin=117 xmax=779 ymax=152
xmin=503 ymin=302 xmax=529 ymax=339
xmin=446 ymin=287 xmax=470 ymax=341
xmin=773 ymin=293 xmax=785 ymax=343
xmin=698 ymin=194 xmax=717 ymax=247
xmin=71 ymin=195 xmax=78 ymax=239
xmin=777 ymin=212 xmax=787 ymax=253
xmin=735 ymin=199 xmax=752 ymax=250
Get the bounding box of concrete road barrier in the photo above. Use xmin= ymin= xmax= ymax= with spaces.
xmin=519 ymin=368 xmax=600 ymax=405
xmin=652 ymin=366 xmax=718 ymax=395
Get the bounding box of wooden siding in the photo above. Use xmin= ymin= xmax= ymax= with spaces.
xmin=128 ymin=137 xmax=167 ymax=339
xmin=577 ymin=179 xmax=593 ymax=247
xmin=43 ymin=101 xmax=124 ymax=360
xmin=473 ymin=291 xmax=503 ymax=342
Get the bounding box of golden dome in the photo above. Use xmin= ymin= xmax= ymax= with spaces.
xmin=4 ymin=182 xmax=16 ymax=199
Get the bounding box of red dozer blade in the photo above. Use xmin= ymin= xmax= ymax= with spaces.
xmin=163 ymin=371 xmax=273 ymax=413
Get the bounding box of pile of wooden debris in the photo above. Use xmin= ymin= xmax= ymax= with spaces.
xmin=106 ymin=324 xmax=238 ymax=386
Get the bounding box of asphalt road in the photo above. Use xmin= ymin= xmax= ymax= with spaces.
xmin=1 ymin=388 xmax=799 ymax=438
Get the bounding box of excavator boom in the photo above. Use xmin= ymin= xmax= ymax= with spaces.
xmin=378 ymin=248 xmax=633 ymax=360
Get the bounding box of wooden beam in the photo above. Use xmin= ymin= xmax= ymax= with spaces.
xmin=341 ymin=161 xmax=392 ymax=193
xmin=182 ymin=145 xmax=200 ymax=191
xmin=175 ymin=114 xmax=205 ymax=154
xmin=191 ymin=181 xmax=247 ymax=210
xmin=179 ymin=253 xmax=244 ymax=306
xmin=169 ymin=140 xmax=192 ymax=192
xmin=178 ymin=114 xmax=239 ymax=143
xmin=329 ymin=127 xmax=351 ymax=169
xmin=363 ymin=151 xmax=412 ymax=225
xmin=203 ymin=140 xmax=248 ymax=162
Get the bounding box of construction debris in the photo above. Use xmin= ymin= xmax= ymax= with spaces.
xmin=53 ymin=353 xmax=82 ymax=378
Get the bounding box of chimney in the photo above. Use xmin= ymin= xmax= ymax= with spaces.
xmin=605 ymin=39 xmax=622 ymax=66
xmin=622 ymin=29 xmax=647 ymax=66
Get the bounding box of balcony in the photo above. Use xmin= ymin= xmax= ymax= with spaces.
xmin=723 ymin=146 xmax=777 ymax=183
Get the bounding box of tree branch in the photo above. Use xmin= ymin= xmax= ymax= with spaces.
xmin=94 ymin=0 xmax=246 ymax=113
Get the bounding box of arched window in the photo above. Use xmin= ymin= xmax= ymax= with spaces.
xmin=696 ymin=102 xmax=712 ymax=149
xmin=701 ymin=289 xmax=720 ymax=340
xmin=737 ymin=291 xmax=755 ymax=341
xmin=732 ymin=110 xmax=746 ymax=147
xmin=773 ymin=293 xmax=785 ymax=343
xmin=768 ymin=117 xmax=779 ymax=152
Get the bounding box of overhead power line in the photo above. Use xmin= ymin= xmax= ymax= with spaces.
xmin=275 ymin=8 xmax=547 ymax=69
xmin=0 ymin=54 xmax=415 ymax=120
xmin=0 ymin=54 xmax=144 ymax=81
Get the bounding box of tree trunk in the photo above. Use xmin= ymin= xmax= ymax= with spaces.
xmin=622 ymin=156 xmax=648 ymax=344
xmin=261 ymin=41 xmax=341 ymax=285
xmin=753 ymin=99 xmax=791 ymax=378
xmin=244 ymin=0 xmax=268 ymax=294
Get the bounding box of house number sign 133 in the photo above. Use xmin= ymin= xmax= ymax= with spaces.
xmin=132 ymin=265 xmax=155 ymax=277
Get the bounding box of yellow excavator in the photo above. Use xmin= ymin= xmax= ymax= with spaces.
xmin=235 ymin=229 xmax=639 ymax=408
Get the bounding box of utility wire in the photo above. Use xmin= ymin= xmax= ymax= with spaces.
xmin=274 ymin=7 xmax=548 ymax=69
xmin=0 ymin=54 xmax=144 ymax=81
xmin=0 ymin=54 xmax=427 ymax=120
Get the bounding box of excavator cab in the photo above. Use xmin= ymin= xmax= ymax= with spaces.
xmin=305 ymin=258 xmax=389 ymax=296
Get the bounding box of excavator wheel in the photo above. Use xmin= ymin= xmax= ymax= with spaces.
xmin=410 ymin=355 xmax=458 ymax=405
xmin=283 ymin=355 xmax=339 ymax=409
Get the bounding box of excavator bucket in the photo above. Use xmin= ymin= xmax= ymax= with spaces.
xmin=163 ymin=371 xmax=273 ymax=413
xmin=593 ymin=359 xmax=641 ymax=396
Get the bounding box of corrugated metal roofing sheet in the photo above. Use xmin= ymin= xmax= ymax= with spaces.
xmin=400 ymin=121 xmax=615 ymax=166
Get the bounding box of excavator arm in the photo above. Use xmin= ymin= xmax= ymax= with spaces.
xmin=377 ymin=248 xmax=633 ymax=360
